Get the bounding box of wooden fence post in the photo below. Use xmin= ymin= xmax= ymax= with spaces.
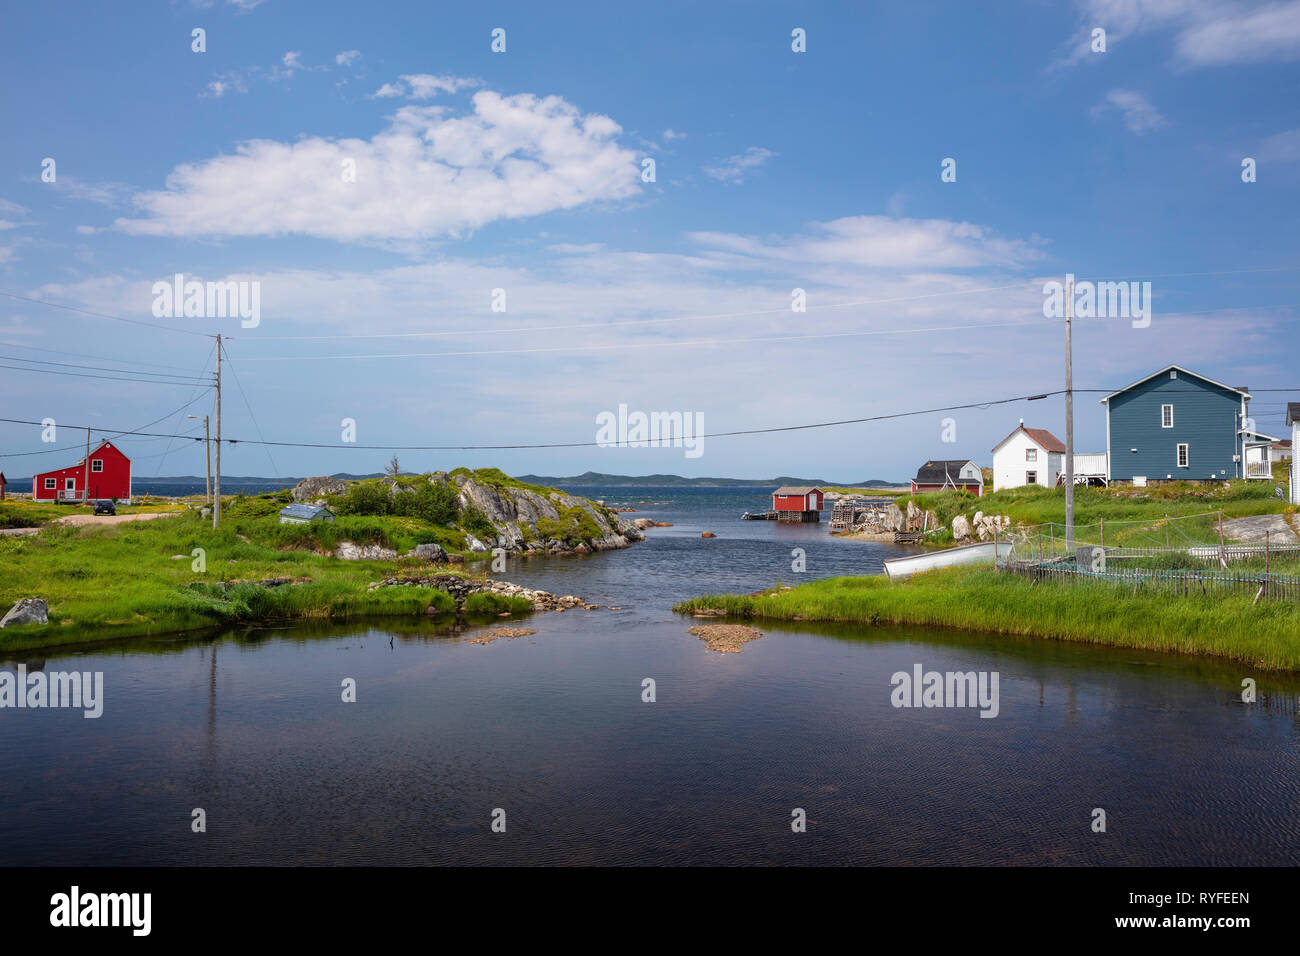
xmin=1165 ymin=514 xmax=1170 ymax=549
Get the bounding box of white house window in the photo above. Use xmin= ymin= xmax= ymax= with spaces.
xmin=1026 ymin=471 xmax=1037 ymax=485
xmin=1177 ymin=444 xmax=1189 ymax=468
xmin=44 ymin=478 xmax=56 ymax=490
xmin=1026 ymin=448 xmax=1037 ymax=462
xmin=1161 ymin=404 xmax=1174 ymax=428
xmin=91 ymin=459 xmax=103 ymax=472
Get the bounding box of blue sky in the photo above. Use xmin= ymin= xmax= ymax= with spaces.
xmin=1 ymin=0 xmax=1297 ymax=482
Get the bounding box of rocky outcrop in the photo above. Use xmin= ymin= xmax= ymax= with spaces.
xmin=368 ymin=574 xmax=598 ymax=612
xmin=335 ymin=541 xmax=399 ymax=561
xmin=951 ymin=512 xmax=1012 ymax=541
xmin=1 ymin=598 xmax=48 ymax=628
xmin=451 ymin=474 xmax=644 ymax=555
xmin=408 ymin=542 xmax=448 ymax=562
xmin=290 ymin=476 xmax=350 ymax=502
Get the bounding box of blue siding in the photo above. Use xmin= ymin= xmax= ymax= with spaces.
xmin=1107 ymin=370 xmax=1243 ymax=480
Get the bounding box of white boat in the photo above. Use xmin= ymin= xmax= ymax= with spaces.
xmin=883 ymin=540 xmax=1012 ymax=581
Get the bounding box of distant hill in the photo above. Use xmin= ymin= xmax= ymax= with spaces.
xmin=515 ymin=471 xmax=902 ymax=488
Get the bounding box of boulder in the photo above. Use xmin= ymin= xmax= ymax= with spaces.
xmin=952 ymin=515 xmax=972 ymax=540
xmin=881 ymin=503 xmax=905 ymax=531
xmin=701 ymin=531 xmax=716 ymax=538
xmin=291 ymin=476 xmax=350 ymax=502
xmin=465 ymin=535 xmax=490 ymax=553
xmin=409 ymin=542 xmax=449 ymax=563
xmin=1 ymin=598 xmax=49 ymax=628
xmin=334 ymin=541 xmax=399 ymax=561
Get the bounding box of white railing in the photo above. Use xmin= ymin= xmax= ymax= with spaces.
xmin=1246 ymin=461 xmax=1272 ymax=478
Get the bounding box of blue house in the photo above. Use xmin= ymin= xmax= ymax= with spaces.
xmin=1101 ymin=365 xmax=1270 ymax=484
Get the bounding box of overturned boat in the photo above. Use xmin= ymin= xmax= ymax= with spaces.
xmin=883 ymin=540 xmax=1012 ymax=582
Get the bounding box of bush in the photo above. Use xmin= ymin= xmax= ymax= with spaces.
xmin=464 ymin=592 xmax=533 ymax=616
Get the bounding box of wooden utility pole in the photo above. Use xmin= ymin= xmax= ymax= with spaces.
xmin=1064 ymin=273 xmax=1076 ymax=550
xmin=214 ymin=334 xmax=222 ymax=529
xmin=204 ymin=415 xmax=211 ymax=504
xmin=83 ymin=427 xmax=91 ymax=504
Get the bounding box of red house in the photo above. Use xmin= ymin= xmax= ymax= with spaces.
xmin=32 ymin=440 xmax=132 ymax=503
xmin=771 ymin=485 xmax=823 ymax=523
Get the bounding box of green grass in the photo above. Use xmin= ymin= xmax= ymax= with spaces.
xmin=0 ymin=510 xmax=485 ymax=651
xmin=904 ymin=480 xmax=1286 ymax=535
xmin=463 ymin=592 xmax=534 ymax=616
xmin=675 ymin=566 xmax=1300 ymax=671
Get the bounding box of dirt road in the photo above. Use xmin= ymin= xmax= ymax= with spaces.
xmin=52 ymin=511 xmax=183 ymax=528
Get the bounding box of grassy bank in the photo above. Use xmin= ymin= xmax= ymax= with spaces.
xmin=675 ymin=567 xmax=1300 ymax=671
xmin=0 ymin=508 xmax=491 ymax=652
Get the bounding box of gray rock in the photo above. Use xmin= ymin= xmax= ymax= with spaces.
xmin=952 ymin=515 xmax=972 ymax=540
xmin=1 ymin=598 xmax=49 ymax=628
xmin=409 ymin=542 xmax=449 ymax=562
xmin=334 ymin=541 xmax=398 ymax=561
xmin=1219 ymin=513 xmax=1298 ymax=543
xmin=291 ymin=476 xmax=350 ymax=502
xmin=465 ymin=535 xmax=490 ymax=553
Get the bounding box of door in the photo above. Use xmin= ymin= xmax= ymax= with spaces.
xmin=64 ymin=477 xmax=76 ymax=500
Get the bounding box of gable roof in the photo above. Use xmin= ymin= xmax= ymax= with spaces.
xmin=773 ymin=486 xmax=819 ymax=496
xmin=279 ymin=503 xmax=333 ymax=519
xmin=1098 ymin=365 xmax=1251 ymax=403
xmin=914 ymin=460 xmax=979 ymax=484
xmin=1287 ymin=403 xmax=1300 ymax=426
xmin=992 ymin=425 xmax=1065 ymax=454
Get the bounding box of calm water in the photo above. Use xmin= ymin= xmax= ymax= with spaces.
xmin=2 ymin=487 xmax=1298 ymax=865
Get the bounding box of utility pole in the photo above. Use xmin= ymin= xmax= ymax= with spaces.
xmin=83 ymin=427 xmax=91 ymax=505
xmin=1064 ymin=273 xmax=1075 ymax=550
xmin=214 ymin=334 xmax=222 ymax=529
xmin=188 ymin=414 xmax=211 ymax=503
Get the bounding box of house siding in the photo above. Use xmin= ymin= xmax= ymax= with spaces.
xmin=1293 ymin=421 xmax=1299 ymax=505
xmin=1107 ymin=372 xmax=1242 ymax=481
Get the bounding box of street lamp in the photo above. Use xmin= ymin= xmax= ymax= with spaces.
xmin=188 ymin=415 xmax=211 ymax=504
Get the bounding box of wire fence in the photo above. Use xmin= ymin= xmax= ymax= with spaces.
xmin=1000 ymin=560 xmax=1300 ymax=603
xmin=996 ymin=510 xmax=1300 ymax=602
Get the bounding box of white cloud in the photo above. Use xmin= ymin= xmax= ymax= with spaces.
xmin=1257 ymin=128 xmax=1300 ymax=162
xmin=703 ymin=146 xmax=775 ymax=184
xmin=1059 ymin=0 xmax=1300 ymax=67
xmin=335 ymin=50 xmax=361 ymax=67
xmin=371 ymin=74 xmax=480 ymax=99
xmin=663 ymin=128 xmax=687 ymax=141
xmin=1093 ymin=88 xmax=1168 ymax=133
xmin=115 ymin=90 xmax=642 ymax=242
xmin=0 ymin=199 xmax=30 ymax=230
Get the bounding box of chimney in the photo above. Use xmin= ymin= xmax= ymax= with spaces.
xmin=1019 ymin=417 xmax=1024 ymax=426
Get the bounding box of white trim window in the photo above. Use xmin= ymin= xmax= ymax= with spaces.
xmin=43 ymin=478 xmax=56 ymax=490
xmin=1026 ymin=448 xmax=1037 ymax=462
xmin=91 ymin=459 xmax=103 ymax=472
xmin=1026 ymin=470 xmax=1037 ymax=485
xmin=1177 ymin=443 xmax=1189 ymax=468
xmin=1161 ymin=404 xmax=1174 ymax=428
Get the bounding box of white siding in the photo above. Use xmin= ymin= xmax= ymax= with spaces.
xmin=1293 ymin=422 xmax=1299 ymax=505
xmin=993 ymin=434 xmax=1061 ymax=490
xmin=1072 ymin=453 xmax=1108 ymax=476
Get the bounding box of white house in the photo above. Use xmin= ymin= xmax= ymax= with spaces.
xmin=991 ymin=421 xmax=1066 ymax=491
xmin=1288 ymin=403 xmax=1300 ymax=505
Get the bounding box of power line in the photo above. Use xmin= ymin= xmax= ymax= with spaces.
xmin=0 ymin=363 xmax=215 ymax=387
xmin=0 ymin=340 xmax=204 ymax=374
xmin=0 ymin=354 xmax=215 ymax=382
xmin=0 ymin=290 xmax=214 ymax=338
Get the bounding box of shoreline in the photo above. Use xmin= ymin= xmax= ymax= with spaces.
xmin=674 ymin=566 xmax=1300 ymax=672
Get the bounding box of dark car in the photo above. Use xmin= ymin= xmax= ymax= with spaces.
xmin=93 ymin=499 xmax=116 ymax=516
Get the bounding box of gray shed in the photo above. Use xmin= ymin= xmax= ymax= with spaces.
xmin=279 ymin=503 xmax=336 ymax=525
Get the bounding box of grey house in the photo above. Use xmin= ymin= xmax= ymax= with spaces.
xmin=1101 ymin=365 xmax=1270 ymax=484
xmin=279 ymin=503 xmax=336 ymax=525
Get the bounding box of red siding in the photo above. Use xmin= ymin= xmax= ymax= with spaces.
xmin=32 ymin=441 xmax=132 ymax=501
xmin=771 ymin=490 xmax=824 ymax=511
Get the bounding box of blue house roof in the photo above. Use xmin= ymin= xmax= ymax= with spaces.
xmin=279 ymin=503 xmax=333 ymax=520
